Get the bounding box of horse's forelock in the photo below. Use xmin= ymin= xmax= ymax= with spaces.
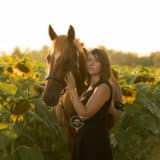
xmin=53 ymin=36 xmax=77 ymax=59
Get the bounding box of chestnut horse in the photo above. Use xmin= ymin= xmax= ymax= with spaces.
xmin=42 ymin=25 xmax=87 ymax=152
xmin=42 ymin=25 xmax=123 ymax=153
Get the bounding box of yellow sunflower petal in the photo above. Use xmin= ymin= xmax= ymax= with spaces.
xmin=0 ymin=123 xmax=9 ymax=130
xmin=17 ymin=115 xmax=24 ymax=122
xmin=10 ymin=114 xmax=18 ymax=122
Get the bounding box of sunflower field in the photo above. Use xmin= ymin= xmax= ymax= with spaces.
xmin=111 ymin=66 xmax=160 ymax=160
xmin=0 ymin=54 xmax=69 ymax=160
xmin=0 ymin=53 xmax=160 ymax=160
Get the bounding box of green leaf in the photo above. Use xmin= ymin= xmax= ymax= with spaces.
xmin=0 ymin=152 xmax=19 ymax=160
xmin=2 ymin=130 xmax=18 ymax=139
xmin=0 ymin=123 xmax=9 ymax=130
xmin=133 ymin=113 xmax=159 ymax=134
xmin=0 ymin=82 xmax=17 ymax=95
xmin=145 ymin=102 xmax=160 ymax=119
xmin=16 ymin=145 xmax=44 ymax=160
xmin=0 ymin=133 xmax=12 ymax=150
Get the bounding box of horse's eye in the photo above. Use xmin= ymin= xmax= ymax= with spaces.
xmin=47 ymin=55 xmax=54 ymax=64
xmin=47 ymin=55 xmax=50 ymax=63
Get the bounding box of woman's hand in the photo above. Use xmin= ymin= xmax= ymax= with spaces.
xmin=65 ymin=72 xmax=77 ymax=100
xmin=65 ymin=72 xmax=87 ymax=118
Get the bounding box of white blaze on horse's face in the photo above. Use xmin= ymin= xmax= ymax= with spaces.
xmin=50 ymin=47 xmax=54 ymax=55
xmin=49 ymin=47 xmax=61 ymax=62
xmin=55 ymin=52 xmax=61 ymax=60
xmin=53 ymin=52 xmax=60 ymax=67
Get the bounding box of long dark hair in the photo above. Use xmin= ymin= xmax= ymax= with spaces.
xmin=86 ymin=48 xmax=111 ymax=84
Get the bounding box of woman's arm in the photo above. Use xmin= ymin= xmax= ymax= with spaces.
xmin=65 ymin=72 xmax=111 ymax=119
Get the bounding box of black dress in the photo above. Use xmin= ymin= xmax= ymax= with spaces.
xmin=72 ymin=81 xmax=113 ymax=160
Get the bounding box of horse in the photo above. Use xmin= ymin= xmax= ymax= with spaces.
xmin=42 ymin=25 xmax=88 ymax=152
xmin=42 ymin=25 xmax=123 ymax=153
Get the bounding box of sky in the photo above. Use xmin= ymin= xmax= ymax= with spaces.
xmin=0 ymin=0 xmax=160 ymax=56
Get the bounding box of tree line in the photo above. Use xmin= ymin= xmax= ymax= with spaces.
xmin=0 ymin=45 xmax=160 ymax=66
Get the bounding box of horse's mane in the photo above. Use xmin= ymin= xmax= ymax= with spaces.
xmin=74 ymin=38 xmax=87 ymax=80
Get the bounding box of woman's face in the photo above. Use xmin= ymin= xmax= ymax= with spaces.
xmin=87 ymin=53 xmax=101 ymax=76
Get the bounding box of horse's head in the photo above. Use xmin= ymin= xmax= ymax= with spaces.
xmin=42 ymin=25 xmax=87 ymax=106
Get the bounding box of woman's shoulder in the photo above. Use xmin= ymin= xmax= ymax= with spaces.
xmin=93 ymin=81 xmax=113 ymax=100
xmin=93 ymin=81 xmax=112 ymax=95
xmin=94 ymin=80 xmax=112 ymax=90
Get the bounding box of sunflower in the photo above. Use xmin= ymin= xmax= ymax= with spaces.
xmin=123 ymin=95 xmax=136 ymax=104
xmin=122 ymin=85 xmax=136 ymax=104
xmin=15 ymin=61 xmax=30 ymax=73
xmin=0 ymin=64 xmax=5 ymax=73
xmin=6 ymin=66 xmax=13 ymax=73
xmin=10 ymin=100 xmax=35 ymax=122
xmin=34 ymin=72 xmax=40 ymax=79
xmin=10 ymin=114 xmax=24 ymax=123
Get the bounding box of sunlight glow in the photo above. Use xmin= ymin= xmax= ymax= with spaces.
xmin=0 ymin=0 xmax=160 ymax=56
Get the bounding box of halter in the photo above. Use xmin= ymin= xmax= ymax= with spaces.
xmin=45 ymin=75 xmax=64 ymax=84
xmin=45 ymin=75 xmax=66 ymax=95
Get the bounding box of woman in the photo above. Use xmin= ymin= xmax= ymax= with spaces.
xmin=65 ymin=48 xmax=114 ymax=160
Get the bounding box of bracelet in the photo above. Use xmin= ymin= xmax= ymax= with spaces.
xmin=70 ymin=115 xmax=84 ymax=129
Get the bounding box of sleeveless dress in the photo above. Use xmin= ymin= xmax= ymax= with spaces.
xmin=72 ymin=81 xmax=113 ymax=160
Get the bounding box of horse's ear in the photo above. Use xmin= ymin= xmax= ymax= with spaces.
xmin=67 ymin=25 xmax=75 ymax=42
xmin=48 ymin=24 xmax=57 ymax=40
